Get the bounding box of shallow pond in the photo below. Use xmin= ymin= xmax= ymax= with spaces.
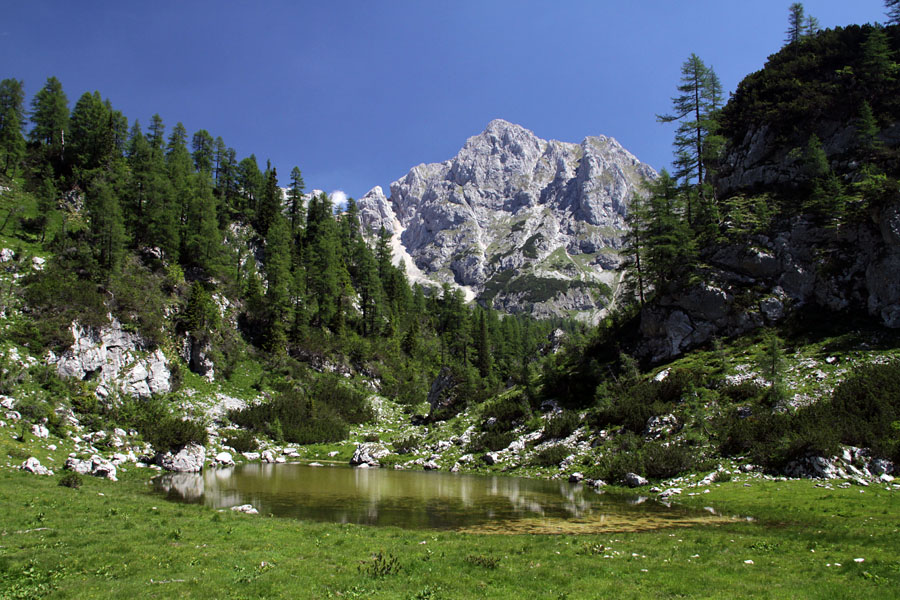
xmin=154 ymin=463 xmax=726 ymax=533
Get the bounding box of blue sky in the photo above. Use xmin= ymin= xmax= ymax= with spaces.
xmin=2 ymin=1 xmax=889 ymax=200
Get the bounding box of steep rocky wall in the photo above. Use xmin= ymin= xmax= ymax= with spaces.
xmin=637 ymin=201 xmax=900 ymax=363
xmin=358 ymin=119 xmax=655 ymax=320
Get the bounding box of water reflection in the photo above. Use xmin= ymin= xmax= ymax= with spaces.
xmin=154 ymin=464 xmax=715 ymax=532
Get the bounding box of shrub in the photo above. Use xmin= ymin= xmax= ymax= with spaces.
xmin=641 ymin=442 xmax=707 ymax=480
xmin=829 ymin=360 xmax=900 ymax=461
xmin=542 ymin=410 xmax=580 ymax=440
xmin=224 ymin=430 xmax=258 ymax=453
xmin=531 ymin=444 xmax=571 ymax=467
xmin=482 ymin=392 xmax=531 ymax=426
xmin=122 ymin=398 xmax=208 ymax=452
xmin=58 ymin=472 xmax=82 ymax=489
xmin=392 ymin=434 xmax=420 ymax=455
xmin=467 ymin=430 xmax=516 ymax=454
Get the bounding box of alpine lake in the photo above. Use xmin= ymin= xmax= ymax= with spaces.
xmin=153 ymin=462 xmax=731 ymax=534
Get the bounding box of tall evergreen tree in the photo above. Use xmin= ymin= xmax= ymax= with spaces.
xmin=263 ymin=214 xmax=292 ymax=352
xmin=0 ymin=79 xmax=25 ymax=176
xmin=147 ymin=114 xmax=165 ymax=151
xmin=86 ymin=179 xmax=126 ymax=276
xmin=657 ymin=54 xmax=722 ymax=226
xmin=288 ymin=166 xmax=305 ymax=234
xmin=191 ymin=129 xmax=214 ymax=175
xmin=256 ymin=166 xmax=281 ymax=238
xmin=29 ymin=77 xmax=69 ymax=174
xmin=886 ymin=0 xmax=900 ymax=25
xmin=785 ymin=3 xmax=805 ymax=45
xmin=69 ymin=91 xmax=114 ymax=175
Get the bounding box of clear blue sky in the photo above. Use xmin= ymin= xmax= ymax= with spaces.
xmin=2 ymin=1 xmax=889 ymax=200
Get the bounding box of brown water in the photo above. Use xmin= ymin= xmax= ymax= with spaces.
xmin=153 ymin=463 xmax=724 ymax=533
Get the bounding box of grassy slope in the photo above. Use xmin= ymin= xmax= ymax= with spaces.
xmin=1 ymin=461 xmax=899 ymax=599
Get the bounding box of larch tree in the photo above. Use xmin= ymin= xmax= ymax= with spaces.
xmin=0 ymin=79 xmax=25 ymax=176
xmin=785 ymin=3 xmax=805 ymax=45
xmin=29 ymin=77 xmax=69 ymax=174
xmin=886 ymin=0 xmax=900 ymax=25
xmin=657 ymin=53 xmax=722 ymax=226
xmin=288 ymin=166 xmax=305 ymax=235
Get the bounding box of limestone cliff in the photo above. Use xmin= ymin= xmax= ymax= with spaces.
xmin=357 ymin=119 xmax=656 ymax=320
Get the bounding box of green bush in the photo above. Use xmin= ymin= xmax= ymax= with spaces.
xmin=228 ymin=382 xmax=359 ymax=445
xmin=121 ymin=397 xmax=208 ymax=452
xmin=482 ymin=392 xmax=531 ymax=426
xmin=467 ymin=430 xmax=516 ymax=454
xmin=542 ymin=410 xmax=580 ymax=440
xmin=392 ymin=434 xmax=420 ymax=455
xmin=829 ymin=360 xmax=900 ymax=461
xmin=58 ymin=472 xmax=82 ymax=489
xmin=224 ymin=430 xmax=258 ymax=453
xmin=641 ymin=442 xmax=707 ymax=480
xmin=531 ymin=444 xmax=571 ymax=467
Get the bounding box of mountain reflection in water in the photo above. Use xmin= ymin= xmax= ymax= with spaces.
xmin=154 ymin=463 xmax=712 ymax=532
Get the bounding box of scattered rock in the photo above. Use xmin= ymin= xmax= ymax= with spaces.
xmin=624 ymin=472 xmax=649 ymax=487
xmin=231 ymin=504 xmax=258 ymax=515
xmin=21 ymin=457 xmax=53 ymax=476
xmin=214 ymin=451 xmax=234 ymax=466
xmin=350 ymin=443 xmax=390 ymax=468
xmin=568 ymin=472 xmax=584 ymax=484
xmin=155 ymin=444 xmax=206 ymax=473
xmin=31 ymin=424 xmax=49 ymax=439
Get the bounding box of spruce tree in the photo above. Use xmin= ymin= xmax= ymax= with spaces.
xmin=86 ymin=179 xmax=126 ymax=277
xmin=263 ymin=214 xmax=292 ymax=352
xmin=288 ymin=166 xmax=305 ymax=234
xmin=191 ymin=129 xmax=215 ymax=175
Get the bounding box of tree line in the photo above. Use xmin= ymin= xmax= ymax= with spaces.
xmin=0 ymin=76 xmax=575 ymax=408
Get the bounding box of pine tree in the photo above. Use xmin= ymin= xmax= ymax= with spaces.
xmin=29 ymin=77 xmax=69 ymax=174
xmin=785 ymin=3 xmax=805 ymax=45
xmin=147 ymin=114 xmax=165 ymax=151
xmin=657 ymin=54 xmax=722 ymax=226
xmin=288 ymin=166 xmax=305 ymax=235
xmin=256 ymin=166 xmax=281 ymax=238
xmin=263 ymin=214 xmax=292 ymax=352
xmin=0 ymin=79 xmax=25 ymax=176
xmin=182 ymin=173 xmax=221 ymax=274
xmin=86 ymin=179 xmax=126 ymax=276
xmin=191 ymin=129 xmax=215 ymax=175
xmin=69 ymin=91 xmax=115 ymax=175
xmin=886 ymin=0 xmax=900 ymax=25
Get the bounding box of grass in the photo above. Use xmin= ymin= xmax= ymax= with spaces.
xmin=0 ymin=465 xmax=898 ymax=599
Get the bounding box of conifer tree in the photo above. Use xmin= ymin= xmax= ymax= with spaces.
xmin=886 ymin=0 xmax=900 ymax=25
xmin=69 ymin=91 xmax=115 ymax=175
xmin=657 ymin=54 xmax=722 ymax=226
xmin=785 ymin=3 xmax=805 ymax=45
xmin=263 ymin=214 xmax=292 ymax=352
xmin=0 ymin=79 xmax=25 ymax=176
xmin=191 ymin=129 xmax=215 ymax=175
xmin=182 ymin=173 xmax=221 ymax=274
xmin=256 ymin=166 xmax=281 ymax=238
xmin=86 ymin=179 xmax=126 ymax=277
xmin=29 ymin=77 xmax=69 ymax=174
xmin=147 ymin=114 xmax=165 ymax=151
xmin=288 ymin=166 xmax=305 ymax=235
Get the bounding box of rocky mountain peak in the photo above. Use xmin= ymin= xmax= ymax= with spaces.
xmin=359 ymin=120 xmax=656 ymax=321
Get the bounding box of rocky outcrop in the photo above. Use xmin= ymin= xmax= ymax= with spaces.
xmin=21 ymin=457 xmax=53 ymax=476
xmin=182 ymin=334 xmax=215 ymax=381
xmin=350 ymin=442 xmax=390 ymax=467
xmin=638 ymin=201 xmax=900 ymax=362
xmin=426 ymin=367 xmax=465 ymax=421
xmin=64 ymin=455 xmax=118 ymax=481
xmin=50 ymin=318 xmax=171 ymax=398
xmin=155 ymin=443 xmax=206 ymax=473
xmin=358 ymin=119 xmax=655 ymax=320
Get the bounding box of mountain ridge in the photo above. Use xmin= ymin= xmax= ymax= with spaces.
xmin=358 ymin=119 xmax=656 ymax=320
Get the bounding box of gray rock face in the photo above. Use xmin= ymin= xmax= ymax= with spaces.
xmin=350 ymin=442 xmax=390 ymax=467
xmin=156 ymin=443 xmax=206 ymax=473
xmin=624 ymin=472 xmax=648 ymax=487
xmin=638 ymin=204 xmax=900 ymax=362
xmin=358 ymin=119 xmax=655 ymax=320
xmin=65 ymin=455 xmax=118 ymax=481
xmin=51 ymin=319 xmax=171 ymax=398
